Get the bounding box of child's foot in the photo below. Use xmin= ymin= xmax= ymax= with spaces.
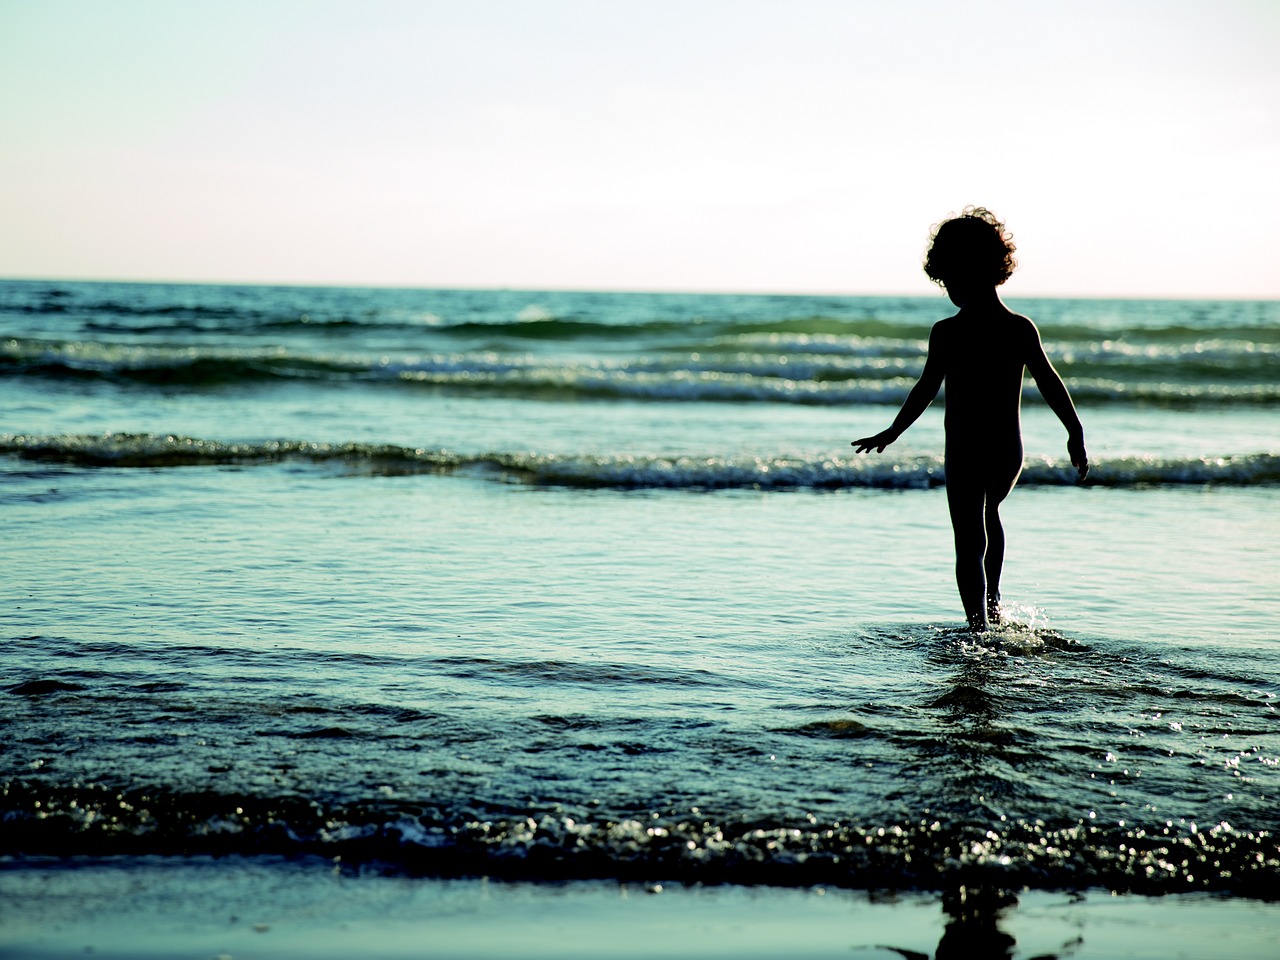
xmin=987 ymin=596 xmax=1003 ymax=625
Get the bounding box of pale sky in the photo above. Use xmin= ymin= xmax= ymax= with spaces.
xmin=2 ymin=0 xmax=1277 ymax=297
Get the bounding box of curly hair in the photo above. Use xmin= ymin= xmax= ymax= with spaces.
xmin=923 ymin=206 xmax=1017 ymax=288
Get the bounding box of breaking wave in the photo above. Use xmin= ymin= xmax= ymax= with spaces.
xmin=4 ymin=433 xmax=1278 ymax=490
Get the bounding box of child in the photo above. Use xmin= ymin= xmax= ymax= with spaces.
xmin=853 ymin=207 xmax=1088 ymax=631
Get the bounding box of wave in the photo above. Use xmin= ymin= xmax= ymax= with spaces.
xmin=4 ymin=433 xmax=1278 ymax=489
xmin=0 ymin=339 xmax=355 ymax=386
xmin=4 ymin=338 xmax=1276 ymax=406
xmin=1 ymin=780 xmax=1274 ymax=896
xmin=5 ymin=298 xmax=250 ymax=322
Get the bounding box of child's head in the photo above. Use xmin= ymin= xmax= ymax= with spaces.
xmin=923 ymin=206 xmax=1017 ymax=289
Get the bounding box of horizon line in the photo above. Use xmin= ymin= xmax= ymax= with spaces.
xmin=2 ymin=274 xmax=1278 ymax=303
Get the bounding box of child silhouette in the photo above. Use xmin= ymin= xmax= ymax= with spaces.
xmin=853 ymin=207 xmax=1087 ymax=631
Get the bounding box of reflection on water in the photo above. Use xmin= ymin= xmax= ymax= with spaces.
xmin=934 ymin=886 xmax=1020 ymax=960
xmin=868 ymin=885 xmax=1088 ymax=959
xmin=883 ymin=634 xmax=1081 ymax=959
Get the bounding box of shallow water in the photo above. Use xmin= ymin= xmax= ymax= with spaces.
xmin=2 ymin=281 xmax=1277 ymax=896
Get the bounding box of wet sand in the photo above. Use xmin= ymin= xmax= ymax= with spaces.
xmin=2 ymin=857 xmax=1277 ymax=959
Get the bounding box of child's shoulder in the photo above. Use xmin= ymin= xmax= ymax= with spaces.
xmin=988 ymin=308 xmax=1040 ymax=336
xmin=1008 ymin=311 xmax=1042 ymax=340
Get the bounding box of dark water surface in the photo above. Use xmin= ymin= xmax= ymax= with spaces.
xmin=3 ymin=281 xmax=1277 ymax=900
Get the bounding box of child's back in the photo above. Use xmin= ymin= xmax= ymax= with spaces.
xmin=932 ymin=306 xmax=1033 ymax=441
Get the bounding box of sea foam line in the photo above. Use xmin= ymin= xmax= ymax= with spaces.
xmin=3 ymin=434 xmax=1278 ymax=490
xmin=3 ymin=780 xmax=1276 ymax=896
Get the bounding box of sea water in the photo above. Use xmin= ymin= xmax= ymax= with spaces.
xmin=2 ymin=280 xmax=1278 ymax=897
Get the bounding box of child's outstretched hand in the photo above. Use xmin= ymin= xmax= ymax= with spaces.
xmin=1068 ymin=435 xmax=1088 ymax=481
xmin=852 ymin=429 xmax=900 ymax=454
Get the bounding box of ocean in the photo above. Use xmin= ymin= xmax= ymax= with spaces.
xmin=2 ymin=280 xmax=1278 ymax=914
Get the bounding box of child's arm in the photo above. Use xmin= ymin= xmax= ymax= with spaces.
xmin=1025 ymin=324 xmax=1088 ymax=479
xmin=852 ymin=324 xmax=946 ymax=452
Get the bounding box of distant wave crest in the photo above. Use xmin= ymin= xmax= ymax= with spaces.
xmin=4 ymin=338 xmax=1276 ymax=406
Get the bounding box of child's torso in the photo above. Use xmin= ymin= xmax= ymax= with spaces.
xmin=936 ymin=311 xmax=1030 ymax=439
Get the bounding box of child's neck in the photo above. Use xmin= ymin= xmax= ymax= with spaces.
xmin=948 ymin=284 xmax=1004 ymax=311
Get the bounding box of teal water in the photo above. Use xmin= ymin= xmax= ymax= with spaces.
xmin=2 ymin=280 xmax=1277 ymax=894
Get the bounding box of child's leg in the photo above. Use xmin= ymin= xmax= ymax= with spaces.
xmin=984 ymin=503 xmax=1005 ymax=622
xmin=945 ymin=475 xmax=989 ymax=631
xmin=982 ymin=456 xmax=1023 ymax=623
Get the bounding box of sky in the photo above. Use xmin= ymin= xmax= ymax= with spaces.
xmin=2 ymin=0 xmax=1278 ymax=297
